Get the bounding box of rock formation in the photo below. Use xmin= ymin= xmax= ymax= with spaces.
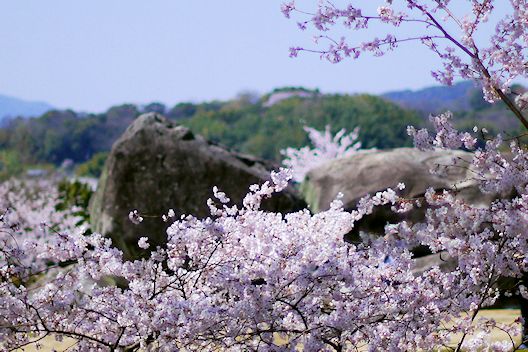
xmin=302 ymin=148 xmax=492 ymax=213
xmin=89 ymin=113 xmax=305 ymax=259
xmin=301 ymin=148 xmax=497 ymax=249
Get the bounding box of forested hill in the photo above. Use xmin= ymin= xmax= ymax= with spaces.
xmin=0 ymin=90 xmax=421 ymax=178
xmin=382 ymin=81 xmax=526 ymax=133
xmin=2 ymin=83 xmax=523 ymax=180
xmin=382 ymin=81 xmax=476 ymax=113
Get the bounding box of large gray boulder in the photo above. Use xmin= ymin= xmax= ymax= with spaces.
xmin=302 ymin=148 xmax=493 ymax=213
xmin=301 ymin=148 xmax=496 ymax=247
xmin=89 ymin=113 xmax=305 ymax=259
xmin=411 ymin=252 xmax=457 ymax=276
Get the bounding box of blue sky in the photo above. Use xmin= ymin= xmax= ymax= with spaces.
xmin=0 ymin=1 xmax=509 ymax=112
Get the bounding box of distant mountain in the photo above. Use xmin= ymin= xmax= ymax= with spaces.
xmin=382 ymin=81 xmax=524 ymax=132
xmin=382 ymin=81 xmax=478 ymax=114
xmin=0 ymin=94 xmax=54 ymax=122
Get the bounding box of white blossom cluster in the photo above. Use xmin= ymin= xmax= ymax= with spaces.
xmin=408 ymin=112 xmax=477 ymax=151
xmin=0 ymin=179 xmax=84 ymax=273
xmin=1 ymin=130 xmax=528 ymax=350
xmin=281 ymin=125 xmax=362 ymax=182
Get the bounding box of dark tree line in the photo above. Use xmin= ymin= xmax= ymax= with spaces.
xmin=0 ymin=90 xmax=426 ymax=179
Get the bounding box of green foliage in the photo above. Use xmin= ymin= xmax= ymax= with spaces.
xmin=55 ymin=180 xmax=93 ymax=231
xmin=454 ymin=101 xmax=523 ymax=133
xmin=0 ymin=149 xmax=23 ymax=180
xmin=76 ymin=152 xmax=108 ymax=177
xmin=0 ymin=105 xmax=140 ymax=166
xmin=0 ymin=90 xmax=422 ymax=166
xmin=182 ymin=93 xmax=422 ymax=160
xmin=168 ymin=103 xmax=197 ymax=120
xmin=469 ymin=89 xmax=492 ymax=111
xmin=143 ymin=102 xmax=166 ymax=115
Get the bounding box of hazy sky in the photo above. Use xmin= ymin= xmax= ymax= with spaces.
xmin=0 ymin=1 xmax=510 ymax=112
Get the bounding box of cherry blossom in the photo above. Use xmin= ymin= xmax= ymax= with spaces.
xmin=284 ymin=0 xmax=528 ymax=129
xmin=2 ymin=141 xmax=528 ymax=350
xmin=281 ymin=125 xmax=362 ymax=182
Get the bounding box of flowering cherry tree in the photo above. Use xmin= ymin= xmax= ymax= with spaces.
xmin=2 ymin=130 xmax=528 ymax=351
xmin=0 ymin=160 xmax=519 ymax=351
xmin=3 ymin=1 xmax=528 ymax=351
xmin=282 ymin=0 xmax=528 ymax=128
xmin=281 ymin=125 xmax=362 ymax=182
xmin=281 ymin=0 xmax=528 ymax=349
